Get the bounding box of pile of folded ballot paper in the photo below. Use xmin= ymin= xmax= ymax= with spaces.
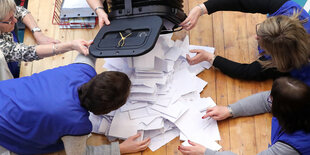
xmin=89 ymin=34 xmax=222 ymax=151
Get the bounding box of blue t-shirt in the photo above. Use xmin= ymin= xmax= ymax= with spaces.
xmin=0 ymin=63 xmax=96 ymax=154
xmin=271 ymin=117 xmax=310 ymax=155
xmin=258 ymin=1 xmax=310 ymax=85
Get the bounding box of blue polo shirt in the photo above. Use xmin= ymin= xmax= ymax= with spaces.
xmin=258 ymin=1 xmax=310 ymax=86
xmin=0 ymin=63 xmax=96 ymax=154
xmin=271 ymin=117 xmax=310 ymax=154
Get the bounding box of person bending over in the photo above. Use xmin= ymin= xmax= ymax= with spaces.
xmin=0 ymin=53 xmax=150 ymax=155
xmin=179 ymin=77 xmax=310 ymax=155
xmin=0 ymin=0 xmax=91 ymax=80
xmin=182 ymin=0 xmax=310 ymax=85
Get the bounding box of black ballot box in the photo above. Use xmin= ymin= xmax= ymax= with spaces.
xmin=90 ymin=0 xmax=187 ymax=58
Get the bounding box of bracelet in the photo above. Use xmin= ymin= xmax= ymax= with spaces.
xmin=94 ymin=6 xmax=104 ymax=14
xmin=227 ymin=105 xmax=233 ymax=117
xmin=52 ymin=44 xmax=56 ymax=55
xmin=197 ymin=4 xmax=205 ymax=16
xmin=52 ymin=44 xmax=58 ymax=55
xmin=210 ymin=55 xmax=216 ymax=65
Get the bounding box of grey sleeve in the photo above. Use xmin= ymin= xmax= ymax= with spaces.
xmin=204 ymin=148 xmax=237 ymax=155
xmin=230 ymin=91 xmax=272 ymax=118
xmin=204 ymin=142 xmax=297 ymax=155
xmin=85 ymin=142 xmax=120 ymax=155
xmin=74 ymin=54 xmax=97 ymax=68
xmin=257 ymin=142 xmax=299 ymax=155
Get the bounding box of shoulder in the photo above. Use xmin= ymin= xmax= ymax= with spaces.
xmin=15 ymin=6 xmax=30 ymax=16
xmin=66 ymin=63 xmax=97 ymax=77
xmin=270 ymin=1 xmax=306 ymax=16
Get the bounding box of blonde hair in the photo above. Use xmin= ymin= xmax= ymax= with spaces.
xmin=0 ymin=0 xmax=16 ymax=21
xmin=257 ymin=11 xmax=310 ymax=72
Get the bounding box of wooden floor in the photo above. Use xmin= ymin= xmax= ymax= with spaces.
xmin=21 ymin=0 xmax=273 ymax=155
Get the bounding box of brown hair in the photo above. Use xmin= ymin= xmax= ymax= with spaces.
xmin=78 ymin=71 xmax=131 ymax=115
xmin=257 ymin=11 xmax=310 ymax=72
xmin=271 ymin=77 xmax=310 ymax=133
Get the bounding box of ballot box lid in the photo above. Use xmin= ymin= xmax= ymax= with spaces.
xmin=89 ymin=15 xmax=162 ymax=58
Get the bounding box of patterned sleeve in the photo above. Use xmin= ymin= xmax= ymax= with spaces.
xmin=0 ymin=39 xmax=40 ymax=62
xmin=15 ymin=6 xmax=30 ymax=21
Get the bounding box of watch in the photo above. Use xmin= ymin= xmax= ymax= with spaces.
xmin=94 ymin=6 xmax=104 ymax=14
xmin=227 ymin=105 xmax=233 ymax=117
xmin=31 ymin=27 xmax=41 ymax=33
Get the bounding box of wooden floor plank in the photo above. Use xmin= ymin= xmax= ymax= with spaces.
xmin=166 ymin=137 xmax=182 ymax=155
xmin=245 ymin=13 xmax=273 ymax=154
xmin=31 ymin=0 xmax=67 ymax=73
xmin=222 ymin=11 xmax=257 ymax=155
xmin=19 ymin=0 xmax=39 ymax=77
xmin=212 ymin=11 xmax=231 ymax=151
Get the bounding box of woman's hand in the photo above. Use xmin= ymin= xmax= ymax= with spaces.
xmin=180 ymin=4 xmax=207 ymax=31
xmin=96 ymin=9 xmax=110 ymax=28
xmin=202 ymin=106 xmax=232 ymax=121
xmin=119 ymin=133 xmax=151 ymax=154
xmin=33 ymin=32 xmax=60 ymax=45
xmin=71 ymin=40 xmax=93 ymax=56
xmin=178 ymin=140 xmax=206 ymax=155
xmin=186 ymin=49 xmax=215 ymax=65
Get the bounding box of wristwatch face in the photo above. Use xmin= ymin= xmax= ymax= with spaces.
xmin=32 ymin=27 xmax=41 ymax=33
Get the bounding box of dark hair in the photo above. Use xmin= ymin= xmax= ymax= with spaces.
xmin=78 ymin=71 xmax=131 ymax=115
xmin=271 ymin=77 xmax=310 ymax=133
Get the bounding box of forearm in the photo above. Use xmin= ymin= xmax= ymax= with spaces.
xmin=204 ymin=142 xmax=297 ymax=155
xmin=203 ymin=0 xmax=288 ymax=15
xmin=230 ymin=91 xmax=271 ymax=118
xmin=62 ymin=135 xmax=120 ymax=155
xmin=35 ymin=42 xmax=73 ymax=58
xmin=213 ymin=56 xmax=285 ymax=81
xmin=87 ymin=0 xmax=104 ymax=12
xmin=204 ymin=149 xmax=236 ymax=155
xmin=1 ymin=40 xmax=72 ymax=62
xmin=85 ymin=142 xmax=120 ymax=155
xmin=213 ymin=56 xmax=267 ymax=81
xmin=21 ymin=12 xmax=53 ymax=43
xmin=257 ymin=142 xmax=299 ymax=155
xmin=21 ymin=12 xmax=38 ymax=31
xmin=62 ymin=135 xmax=88 ymax=155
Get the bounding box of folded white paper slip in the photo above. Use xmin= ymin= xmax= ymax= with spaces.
xmin=108 ymin=110 xmax=140 ymax=139
xmin=148 ymin=128 xmax=180 ymax=151
xmin=186 ymin=45 xmax=215 ymax=69
xmin=130 ymin=85 xmax=156 ymax=94
xmin=120 ymin=101 xmax=148 ymax=112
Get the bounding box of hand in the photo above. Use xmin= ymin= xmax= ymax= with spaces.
xmin=33 ymin=32 xmax=61 ymax=45
xmin=178 ymin=140 xmax=206 ymax=155
xmin=202 ymin=106 xmax=232 ymax=121
xmin=119 ymin=133 xmax=151 ymax=154
xmin=186 ymin=49 xmax=215 ymax=65
xmin=180 ymin=5 xmax=203 ymax=31
xmin=96 ymin=9 xmax=110 ymax=28
xmin=71 ymin=40 xmax=93 ymax=56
